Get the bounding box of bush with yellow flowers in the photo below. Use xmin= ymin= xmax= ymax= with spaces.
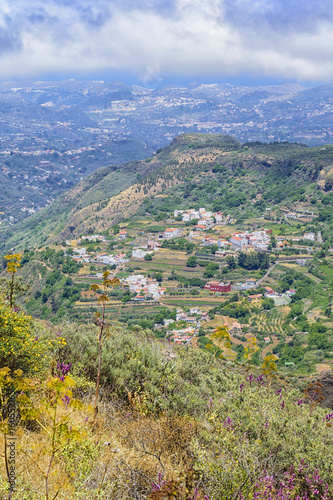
xmin=0 ymin=302 xmax=65 ymax=375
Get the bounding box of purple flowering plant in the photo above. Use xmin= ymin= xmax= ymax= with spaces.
xmin=196 ymin=372 xmax=333 ymax=500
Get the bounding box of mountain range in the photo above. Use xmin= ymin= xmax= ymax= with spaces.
xmin=1 ymin=80 xmax=333 ymax=223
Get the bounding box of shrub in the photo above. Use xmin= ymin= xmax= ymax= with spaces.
xmin=0 ymin=302 xmax=64 ymax=375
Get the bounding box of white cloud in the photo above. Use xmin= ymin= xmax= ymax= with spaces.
xmin=1 ymin=0 xmax=333 ymax=82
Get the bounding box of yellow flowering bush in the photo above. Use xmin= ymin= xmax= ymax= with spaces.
xmin=0 ymin=302 xmax=65 ymax=375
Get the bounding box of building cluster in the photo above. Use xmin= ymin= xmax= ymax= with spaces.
xmin=204 ymin=281 xmax=231 ymax=293
xmin=71 ymin=246 xmax=129 ymax=266
xmin=96 ymin=252 xmax=129 ymax=266
xmin=190 ymin=227 xmax=273 ymax=251
xmin=167 ymin=328 xmax=195 ymax=345
xmin=66 ymin=234 xmax=107 ymax=246
xmin=284 ymin=210 xmax=316 ymax=220
xmin=229 ymin=229 xmax=272 ymax=251
xmin=164 ymin=227 xmax=180 ymax=239
xmin=165 ymin=307 xmax=209 ymax=345
xmin=122 ymin=274 xmax=166 ymax=301
xmin=263 ymin=286 xmax=295 ymax=300
xmin=132 ymin=240 xmax=161 ymax=258
xmin=174 ymin=207 xmax=231 ymax=226
xmin=233 ymin=278 xmax=257 ymax=290
xmin=175 ymin=307 xmax=209 ymax=324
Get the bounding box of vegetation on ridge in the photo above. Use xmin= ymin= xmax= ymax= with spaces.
xmin=2 ymin=133 xmax=333 ymax=250
xmin=0 ymin=254 xmax=332 ymax=498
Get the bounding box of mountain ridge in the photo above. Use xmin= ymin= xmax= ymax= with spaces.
xmin=1 ymin=133 xmax=333 ymax=250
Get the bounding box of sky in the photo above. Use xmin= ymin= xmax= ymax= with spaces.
xmin=0 ymin=0 xmax=333 ymax=86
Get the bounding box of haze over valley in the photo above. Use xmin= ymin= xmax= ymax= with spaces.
xmin=1 ymin=79 xmax=333 ymax=225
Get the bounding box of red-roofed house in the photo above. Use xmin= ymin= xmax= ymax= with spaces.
xmin=164 ymin=228 xmax=180 ymax=239
xmin=204 ymin=281 xmax=231 ymax=293
xmin=230 ymin=235 xmax=248 ymax=248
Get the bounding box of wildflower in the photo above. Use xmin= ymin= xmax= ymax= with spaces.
xmin=152 ymin=472 xmax=166 ymax=491
xmin=56 ymin=362 xmax=72 ymax=381
xmin=192 ymin=487 xmax=199 ymax=499
xmin=207 ymin=397 xmax=215 ymax=410
xmin=223 ymin=417 xmax=234 ymax=431
xmin=256 ymin=374 xmax=264 ymax=385
xmin=62 ymin=395 xmax=71 ymax=408
xmin=293 ymin=398 xmax=305 ymax=406
xmin=239 ymin=383 xmax=244 ymax=392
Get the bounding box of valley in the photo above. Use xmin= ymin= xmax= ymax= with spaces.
xmin=6 ymin=133 xmax=333 ymax=377
xmin=1 ymin=79 xmax=333 ymax=225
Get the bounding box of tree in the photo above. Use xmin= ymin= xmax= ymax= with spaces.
xmin=262 ymin=298 xmax=274 ymax=310
xmin=261 ymin=354 xmax=278 ymax=389
xmin=144 ymin=253 xmax=153 ymax=261
xmin=226 ymin=256 xmax=236 ymax=270
xmin=244 ymin=336 xmax=260 ymax=364
xmin=238 ymin=252 xmax=247 ymax=268
xmin=186 ymin=256 xmax=197 ymax=268
xmin=211 ymin=326 xmax=236 ymax=361
xmin=0 ymin=303 xmax=61 ymax=374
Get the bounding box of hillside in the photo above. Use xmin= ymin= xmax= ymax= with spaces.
xmin=2 ymin=80 xmax=333 ymax=223
xmin=1 ymin=134 xmax=333 ymax=498
xmin=2 ymin=133 xmax=333 ymax=251
xmin=0 ymin=299 xmax=333 ymax=499
xmin=0 ymin=158 xmax=154 ymax=250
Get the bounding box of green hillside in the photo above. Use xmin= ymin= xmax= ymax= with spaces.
xmin=1 ymin=133 xmax=333 ymax=251
xmin=1 ymin=134 xmax=333 ymax=498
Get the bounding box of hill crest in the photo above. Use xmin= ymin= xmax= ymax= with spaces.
xmin=1 ymin=133 xmax=333 ymax=249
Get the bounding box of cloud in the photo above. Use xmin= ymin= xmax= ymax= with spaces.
xmin=223 ymin=0 xmax=333 ymax=31
xmin=1 ymin=0 xmax=333 ymax=82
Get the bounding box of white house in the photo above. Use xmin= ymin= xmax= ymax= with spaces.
xmin=132 ymin=248 xmax=147 ymax=259
xmin=164 ymin=228 xmax=180 ymax=239
xmin=230 ymin=235 xmax=248 ymax=249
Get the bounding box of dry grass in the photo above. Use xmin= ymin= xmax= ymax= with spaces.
xmin=307 ymin=307 xmax=326 ymax=322
xmin=315 ymin=363 xmax=332 ymax=374
xmin=0 ymin=390 xmax=197 ymax=500
xmin=261 ymin=335 xmax=279 ymax=359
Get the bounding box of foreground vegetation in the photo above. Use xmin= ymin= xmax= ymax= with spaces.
xmin=0 ymin=276 xmax=332 ymax=499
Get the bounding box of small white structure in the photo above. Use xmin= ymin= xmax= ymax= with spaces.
xmin=132 ymin=248 xmax=147 ymax=259
xmin=164 ymin=228 xmax=179 ymax=239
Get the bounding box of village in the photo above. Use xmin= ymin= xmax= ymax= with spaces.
xmin=54 ymin=203 xmax=328 ymax=354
